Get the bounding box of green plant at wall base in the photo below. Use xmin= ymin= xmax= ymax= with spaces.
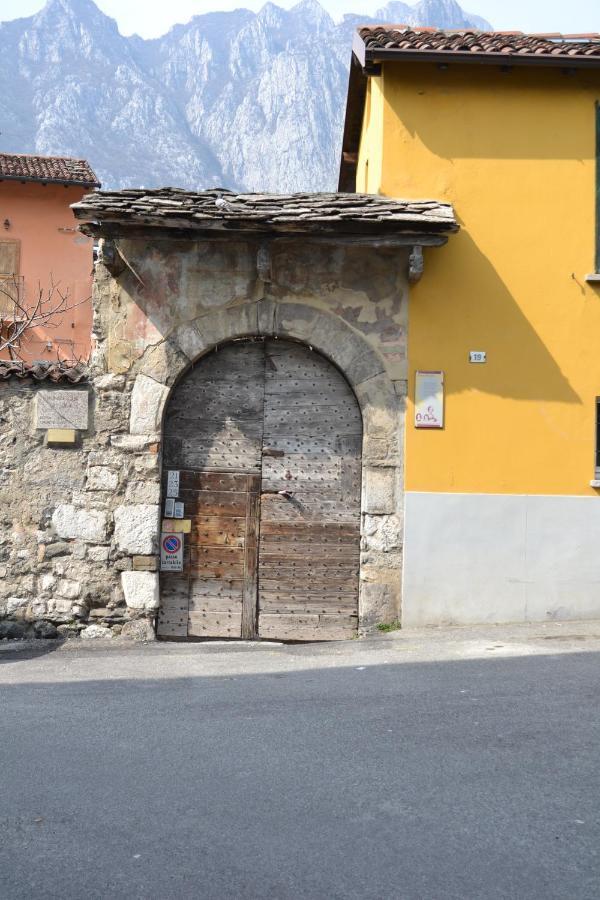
xmin=377 ymin=621 xmax=402 ymax=633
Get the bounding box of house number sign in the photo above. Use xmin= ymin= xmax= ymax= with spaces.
xmin=415 ymin=371 xmax=444 ymax=429
xmin=469 ymin=351 xmax=487 ymax=364
xmin=166 ymin=470 xmax=180 ymax=498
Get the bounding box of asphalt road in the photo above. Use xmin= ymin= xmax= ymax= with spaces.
xmin=1 ymin=631 xmax=599 ymax=899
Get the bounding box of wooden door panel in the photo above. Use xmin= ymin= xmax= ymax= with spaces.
xmin=259 ymin=614 xmax=358 ymax=642
xmin=158 ymin=341 xmax=265 ymax=640
xmin=257 ymin=339 xmax=362 ymax=642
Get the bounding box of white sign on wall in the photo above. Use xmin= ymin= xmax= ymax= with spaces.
xmin=160 ymin=533 xmax=184 ymax=572
xmin=166 ymin=470 xmax=180 ymax=498
xmin=415 ymin=371 xmax=444 ymax=429
xmin=469 ymin=351 xmax=487 ymax=364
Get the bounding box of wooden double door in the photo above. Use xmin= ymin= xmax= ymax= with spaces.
xmin=157 ymin=338 xmax=362 ymax=642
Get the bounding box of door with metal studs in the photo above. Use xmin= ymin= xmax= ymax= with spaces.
xmin=158 ymin=338 xmax=362 ymax=642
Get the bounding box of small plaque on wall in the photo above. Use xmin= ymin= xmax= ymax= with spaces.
xmin=35 ymin=390 xmax=89 ymax=430
xmin=415 ymin=371 xmax=444 ymax=429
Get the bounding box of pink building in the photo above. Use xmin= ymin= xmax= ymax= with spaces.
xmin=0 ymin=153 xmax=99 ymax=363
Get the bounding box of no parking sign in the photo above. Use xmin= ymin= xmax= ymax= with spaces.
xmin=160 ymin=532 xmax=184 ymax=572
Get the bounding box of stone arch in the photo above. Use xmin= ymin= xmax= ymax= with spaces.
xmin=129 ymin=300 xmax=403 ymax=629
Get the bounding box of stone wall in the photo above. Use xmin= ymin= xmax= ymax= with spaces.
xmin=0 ymin=232 xmax=410 ymax=639
xmin=0 ymin=373 xmax=157 ymax=640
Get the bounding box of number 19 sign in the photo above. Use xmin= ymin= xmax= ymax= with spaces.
xmin=160 ymin=533 xmax=184 ymax=572
xmin=415 ymin=371 xmax=444 ymax=429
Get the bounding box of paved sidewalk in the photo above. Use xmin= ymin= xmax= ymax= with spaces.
xmin=2 ymin=619 xmax=600 ymax=684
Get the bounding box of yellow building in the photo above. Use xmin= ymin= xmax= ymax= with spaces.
xmin=340 ymin=28 xmax=600 ymax=625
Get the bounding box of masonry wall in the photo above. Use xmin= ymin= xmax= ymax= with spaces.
xmin=0 ymin=233 xmax=410 ymax=638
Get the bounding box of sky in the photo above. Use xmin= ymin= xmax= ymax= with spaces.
xmin=1 ymin=0 xmax=599 ymax=40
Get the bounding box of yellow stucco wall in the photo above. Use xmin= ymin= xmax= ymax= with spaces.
xmin=359 ymin=62 xmax=600 ymax=496
xmin=357 ymin=76 xmax=384 ymax=195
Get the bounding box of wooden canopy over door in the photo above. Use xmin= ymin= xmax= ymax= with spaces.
xmin=158 ymin=338 xmax=362 ymax=642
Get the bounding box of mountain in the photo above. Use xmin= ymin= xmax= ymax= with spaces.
xmin=0 ymin=0 xmax=491 ymax=192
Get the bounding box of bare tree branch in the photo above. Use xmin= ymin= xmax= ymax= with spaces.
xmin=0 ymin=276 xmax=91 ymax=362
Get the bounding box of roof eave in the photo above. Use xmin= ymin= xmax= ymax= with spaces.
xmin=362 ymin=45 xmax=600 ymax=69
xmin=0 ymin=174 xmax=100 ymax=189
xmin=76 ymin=217 xmax=457 ymax=245
xmin=338 ymin=53 xmax=369 ymax=192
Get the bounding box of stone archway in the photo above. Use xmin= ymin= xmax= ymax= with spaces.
xmin=128 ymin=300 xmax=403 ymax=632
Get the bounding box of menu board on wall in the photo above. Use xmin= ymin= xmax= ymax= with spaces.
xmin=415 ymin=371 xmax=444 ymax=429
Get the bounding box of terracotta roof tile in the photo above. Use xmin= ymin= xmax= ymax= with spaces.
xmin=357 ymin=27 xmax=600 ymax=66
xmin=0 ymin=361 xmax=88 ymax=383
xmin=0 ymin=153 xmax=100 ymax=188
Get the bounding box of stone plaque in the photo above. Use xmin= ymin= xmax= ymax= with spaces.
xmin=36 ymin=390 xmax=89 ymax=431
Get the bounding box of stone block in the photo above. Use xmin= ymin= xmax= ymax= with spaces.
xmin=125 ymin=481 xmax=161 ymax=504
xmin=87 ymin=546 xmax=110 ymax=563
xmin=257 ymin=298 xmax=277 ymax=335
xmin=0 ymin=621 xmax=27 ymax=640
xmin=363 ymin=468 xmax=397 ymax=515
xmin=49 ymin=597 xmax=76 ymax=615
xmin=133 ymin=454 xmax=159 ymax=475
xmin=121 ymin=618 xmax=156 ymax=642
xmin=31 ymin=599 xmax=48 ymax=618
xmin=111 ymin=434 xmax=159 ymax=452
xmin=138 ymin=339 xmax=189 ymax=387
xmin=133 ymin=556 xmax=158 ymax=571
xmin=94 ymin=374 xmax=126 ymax=392
xmin=359 ymin=581 xmax=400 ymax=627
xmin=40 ymin=574 xmax=56 ymax=592
xmin=6 ymin=597 xmax=28 ymax=616
xmin=57 ymin=579 xmax=81 ymax=599
xmin=52 ymin=506 xmax=108 ymax=544
xmin=130 ymin=375 xmax=170 ymax=435
xmin=172 ymin=321 xmax=208 ymax=361
xmin=44 ymin=542 xmax=70 ymax=559
xmin=121 ymin=571 xmax=159 ymax=610
xmin=32 ymin=621 xmax=58 ymax=639
xmin=113 ymin=504 xmax=159 ymax=555
xmin=87 ymin=466 xmax=119 ymax=491
xmin=363 ymin=515 xmax=403 ymax=553
xmin=35 ymin=390 xmax=89 ymax=430
xmin=344 ymin=350 xmax=386 ymax=386
xmin=80 ymin=624 xmax=114 ymax=640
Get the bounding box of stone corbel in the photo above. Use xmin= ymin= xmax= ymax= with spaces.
xmin=256 ymin=242 xmax=272 ymax=284
xmin=97 ymin=238 xmax=126 ymax=276
xmin=408 ymin=245 xmax=424 ymax=285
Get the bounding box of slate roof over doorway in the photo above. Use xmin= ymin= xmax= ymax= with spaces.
xmin=72 ymin=188 xmax=458 ymax=238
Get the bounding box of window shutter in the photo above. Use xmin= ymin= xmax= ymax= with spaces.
xmin=0 ymin=241 xmax=21 ymax=316
xmin=0 ymin=241 xmax=20 ymax=276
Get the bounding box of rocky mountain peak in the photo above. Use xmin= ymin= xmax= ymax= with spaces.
xmin=0 ymin=0 xmax=491 ymax=192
